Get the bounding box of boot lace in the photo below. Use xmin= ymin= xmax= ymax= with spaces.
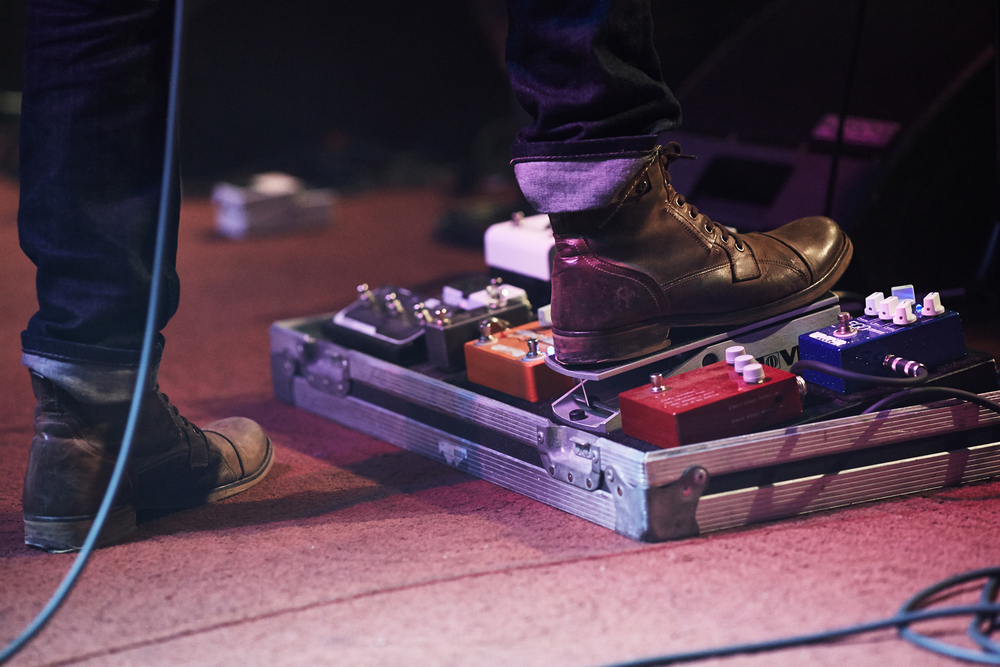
xmin=159 ymin=389 xmax=210 ymax=467
xmin=656 ymin=142 xmax=745 ymax=252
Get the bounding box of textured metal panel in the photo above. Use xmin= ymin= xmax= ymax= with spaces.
xmin=346 ymin=349 xmax=551 ymax=447
xmin=294 ymin=378 xmax=618 ymax=530
xmin=640 ymin=391 xmax=1000 ymax=487
xmin=695 ymin=441 xmax=1000 ymax=533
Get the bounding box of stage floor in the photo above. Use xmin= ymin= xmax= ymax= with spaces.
xmin=1 ymin=176 xmax=999 ymax=666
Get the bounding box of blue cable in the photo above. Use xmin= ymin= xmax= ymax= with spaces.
xmin=0 ymin=0 xmax=185 ymax=662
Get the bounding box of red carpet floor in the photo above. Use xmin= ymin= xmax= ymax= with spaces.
xmin=1 ymin=176 xmax=999 ymax=666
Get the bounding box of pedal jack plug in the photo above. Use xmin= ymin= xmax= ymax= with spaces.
xmin=884 ymin=354 xmax=928 ymax=379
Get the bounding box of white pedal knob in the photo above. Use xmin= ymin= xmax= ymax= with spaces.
xmin=742 ymin=363 xmax=766 ymax=384
xmin=725 ymin=346 xmax=747 ymax=365
xmin=921 ymin=292 xmax=945 ymax=317
xmin=878 ymin=296 xmax=898 ymax=321
xmin=893 ymin=299 xmax=917 ymax=325
xmin=734 ymin=354 xmax=756 ymax=373
xmin=864 ymin=291 xmax=884 ymax=316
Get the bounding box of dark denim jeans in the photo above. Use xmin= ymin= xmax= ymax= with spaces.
xmin=18 ymin=0 xmax=679 ymax=366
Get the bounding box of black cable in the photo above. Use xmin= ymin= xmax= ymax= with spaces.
xmin=601 ymin=567 xmax=1000 ymax=667
xmin=898 ymin=567 xmax=1000 ymax=663
xmin=0 ymin=0 xmax=184 ymax=662
xmin=790 ymin=358 xmax=929 ymax=387
xmin=862 ymin=386 xmax=1000 ymax=415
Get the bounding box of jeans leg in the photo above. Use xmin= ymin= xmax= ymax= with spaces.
xmin=18 ymin=0 xmax=179 ymax=367
xmin=505 ymin=0 xmax=681 ymax=149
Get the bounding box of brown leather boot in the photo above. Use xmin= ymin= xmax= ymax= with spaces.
xmin=22 ymin=372 xmax=273 ymax=552
xmin=548 ymin=143 xmax=853 ymax=364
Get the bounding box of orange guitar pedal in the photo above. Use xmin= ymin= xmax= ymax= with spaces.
xmin=464 ymin=319 xmax=577 ymax=402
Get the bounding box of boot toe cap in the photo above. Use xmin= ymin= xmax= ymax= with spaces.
xmin=767 ymin=216 xmax=851 ymax=280
xmin=204 ymin=416 xmax=272 ymax=479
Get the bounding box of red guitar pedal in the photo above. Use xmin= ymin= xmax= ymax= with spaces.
xmin=465 ymin=320 xmax=577 ymax=402
xmin=619 ymin=360 xmax=803 ymax=448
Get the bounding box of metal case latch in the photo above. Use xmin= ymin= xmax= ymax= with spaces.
xmin=305 ymin=352 xmax=351 ymax=398
xmin=536 ymin=426 xmax=602 ymax=491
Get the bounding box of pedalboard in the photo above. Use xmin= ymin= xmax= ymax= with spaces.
xmin=272 ymin=277 xmax=1000 ymax=543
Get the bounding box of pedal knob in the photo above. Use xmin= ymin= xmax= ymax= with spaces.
xmin=649 ymin=373 xmax=668 ymax=393
xmin=864 ymin=291 xmax=884 ymax=316
xmin=893 ymin=299 xmax=917 ymax=325
xmin=878 ymin=295 xmax=898 ymax=321
xmin=733 ymin=354 xmax=756 ymax=373
xmin=921 ymin=292 xmax=945 ymax=317
xmin=742 ymin=363 xmax=766 ymax=384
xmin=725 ymin=345 xmax=747 ymax=364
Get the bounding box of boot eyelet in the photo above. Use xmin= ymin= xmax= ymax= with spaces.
xmin=735 ymin=241 xmax=745 ymax=252
xmin=689 ymin=210 xmax=697 ymax=219
xmin=703 ymin=223 xmax=714 ymax=235
xmin=675 ymin=197 xmax=684 ymax=207
xmin=635 ymin=178 xmax=651 ymax=194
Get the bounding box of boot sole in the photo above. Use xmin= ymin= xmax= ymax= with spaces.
xmin=23 ymin=438 xmax=275 ymax=553
xmin=553 ymin=237 xmax=853 ymax=365
xmin=136 ymin=436 xmax=275 ymax=510
xmin=24 ymin=505 xmax=137 ymax=554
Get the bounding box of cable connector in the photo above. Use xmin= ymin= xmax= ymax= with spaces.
xmin=883 ymin=354 xmax=927 ymax=379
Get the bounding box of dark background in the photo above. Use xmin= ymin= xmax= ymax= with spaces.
xmin=0 ymin=0 xmax=996 ymax=306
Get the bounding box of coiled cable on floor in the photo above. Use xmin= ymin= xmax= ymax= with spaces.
xmin=0 ymin=0 xmax=184 ymax=662
xmin=604 ymin=566 xmax=1000 ymax=666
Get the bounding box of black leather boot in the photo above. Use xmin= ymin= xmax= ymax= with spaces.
xmin=547 ymin=143 xmax=853 ymax=364
xmin=22 ymin=371 xmax=273 ymax=552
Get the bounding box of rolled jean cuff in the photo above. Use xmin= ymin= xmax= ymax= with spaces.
xmin=511 ymin=134 xmax=661 ymax=213
xmin=22 ymin=351 xmax=161 ymax=404
xmin=21 ymin=331 xmax=164 ymax=368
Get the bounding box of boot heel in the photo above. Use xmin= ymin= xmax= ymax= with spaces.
xmin=552 ymin=321 xmax=672 ymax=365
xmin=24 ymin=506 xmax=137 ymax=553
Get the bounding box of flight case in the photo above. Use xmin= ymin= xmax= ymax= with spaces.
xmin=270 ymin=308 xmax=1000 ymax=542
